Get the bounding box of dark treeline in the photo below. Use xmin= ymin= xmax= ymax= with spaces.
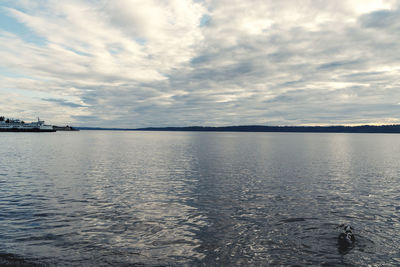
xmin=0 ymin=116 xmax=24 ymax=123
xmin=79 ymin=125 xmax=400 ymax=133
xmin=135 ymin=125 xmax=400 ymax=133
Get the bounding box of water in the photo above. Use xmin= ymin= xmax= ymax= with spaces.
xmin=1 ymin=131 xmax=400 ymax=266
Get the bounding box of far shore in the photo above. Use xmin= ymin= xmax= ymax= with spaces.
xmin=76 ymin=124 xmax=400 ymax=133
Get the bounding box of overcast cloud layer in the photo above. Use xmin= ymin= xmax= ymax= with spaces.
xmin=1 ymin=0 xmax=400 ymax=127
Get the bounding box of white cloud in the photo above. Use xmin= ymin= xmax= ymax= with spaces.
xmin=1 ymin=0 xmax=400 ymax=127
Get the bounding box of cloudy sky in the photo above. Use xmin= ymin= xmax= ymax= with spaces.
xmin=1 ymin=0 xmax=400 ymax=127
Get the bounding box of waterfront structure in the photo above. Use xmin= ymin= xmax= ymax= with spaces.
xmin=0 ymin=117 xmax=55 ymax=132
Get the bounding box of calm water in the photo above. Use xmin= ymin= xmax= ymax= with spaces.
xmin=1 ymin=131 xmax=400 ymax=266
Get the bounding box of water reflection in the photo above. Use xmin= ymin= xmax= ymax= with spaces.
xmin=0 ymin=132 xmax=207 ymax=266
xmin=1 ymin=132 xmax=400 ymax=265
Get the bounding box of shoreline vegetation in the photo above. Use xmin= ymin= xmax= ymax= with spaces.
xmin=77 ymin=125 xmax=400 ymax=133
xmin=2 ymin=115 xmax=400 ymax=133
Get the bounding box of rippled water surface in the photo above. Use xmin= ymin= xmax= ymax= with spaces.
xmin=1 ymin=131 xmax=400 ymax=266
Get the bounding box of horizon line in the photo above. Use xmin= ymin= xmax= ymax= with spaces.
xmin=74 ymin=124 xmax=400 ymax=133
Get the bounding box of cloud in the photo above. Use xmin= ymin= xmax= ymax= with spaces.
xmin=1 ymin=0 xmax=400 ymax=127
xmin=42 ymin=98 xmax=86 ymax=108
xmin=359 ymin=9 xmax=398 ymax=28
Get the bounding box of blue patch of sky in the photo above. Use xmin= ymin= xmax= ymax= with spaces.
xmin=0 ymin=6 xmax=47 ymax=46
xmin=108 ymin=44 xmax=124 ymax=55
xmin=0 ymin=66 xmax=30 ymax=79
xmin=200 ymin=14 xmax=210 ymax=27
xmin=65 ymin=47 xmax=91 ymax=57
xmin=135 ymin=37 xmax=146 ymax=46
xmin=108 ymin=47 xmax=119 ymax=55
xmin=1 ymin=1 xmax=21 ymax=9
xmin=0 ymin=66 xmax=44 ymax=82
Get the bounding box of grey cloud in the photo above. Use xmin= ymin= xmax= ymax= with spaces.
xmin=359 ymin=10 xmax=399 ymax=28
xmin=71 ymin=115 xmax=97 ymax=120
xmin=190 ymin=55 xmax=211 ymax=65
xmin=317 ymin=60 xmax=362 ymax=70
xmin=3 ymin=1 xmax=400 ymax=127
xmin=42 ymin=98 xmax=86 ymax=108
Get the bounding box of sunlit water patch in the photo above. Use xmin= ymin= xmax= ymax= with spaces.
xmin=1 ymin=131 xmax=400 ymax=266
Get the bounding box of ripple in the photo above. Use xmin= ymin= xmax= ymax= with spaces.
xmin=1 ymin=132 xmax=400 ymax=265
xmin=0 ymin=252 xmax=46 ymax=267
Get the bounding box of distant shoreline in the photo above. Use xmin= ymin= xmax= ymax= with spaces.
xmin=77 ymin=125 xmax=400 ymax=133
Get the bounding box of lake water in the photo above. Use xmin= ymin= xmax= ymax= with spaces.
xmin=1 ymin=131 xmax=400 ymax=266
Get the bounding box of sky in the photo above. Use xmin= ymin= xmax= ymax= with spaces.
xmin=1 ymin=0 xmax=400 ymax=127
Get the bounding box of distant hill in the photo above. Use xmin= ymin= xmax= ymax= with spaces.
xmin=77 ymin=125 xmax=400 ymax=133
